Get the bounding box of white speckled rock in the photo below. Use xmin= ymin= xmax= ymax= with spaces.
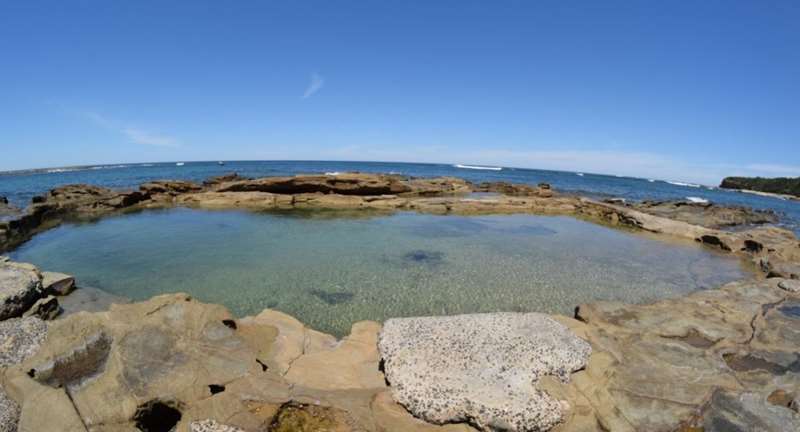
xmin=0 ymin=264 xmax=42 ymax=321
xmin=190 ymin=419 xmax=245 ymax=432
xmin=778 ymin=279 xmax=800 ymax=293
xmin=0 ymin=387 xmax=19 ymax=432
xmin=0 ymin=316 xmax=47 ymax=366
xmin=378 ymin=313 xmax=591 ymax=432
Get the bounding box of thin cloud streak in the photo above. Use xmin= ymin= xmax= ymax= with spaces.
xmin=78 ymin=110 xmax=181 ymax=148
xmin=302 ymin=73 xmax=325 ymax=98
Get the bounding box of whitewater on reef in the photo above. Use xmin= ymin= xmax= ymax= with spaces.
xmin=454 ymin=164 xmax=503 ymax=171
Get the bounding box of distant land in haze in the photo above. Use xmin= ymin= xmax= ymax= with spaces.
xmin=720 ymin=176 xmax=800 ymax=198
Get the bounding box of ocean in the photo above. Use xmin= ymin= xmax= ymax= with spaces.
xmin=1 ymin=160 xmax=798 ymax=234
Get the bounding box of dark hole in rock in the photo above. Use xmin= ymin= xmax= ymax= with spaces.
xmin=573 ymin=306 xmax=588 ymax=323
xmin=208 ymin=384 xmax=225 ymax=395
xmin=256 ymin=358 xmax=269 ymax=371
xmin=699 ymin=235 xmax=731 ymax=251
xmin=222 ymin=319 xmax=237 ymax=330
xmin=742 ymin=240 xmax=763 ymax=253
xmin=133 ymin=400 xmax=182 ymax=432
xmin=378 ymin=358 xmax=390 ymax=386
xmin=403 ymin=250 xmax=445 ymax=264
xmin=310 ymin=290 xmax=354 ymax=305
xmin=26 ymin=369 xmax=35 ymax=378
xmin=779 ymin=305 xmax=800 ymax=319
xmin=33 ymin=331 xmax=112 ymax=388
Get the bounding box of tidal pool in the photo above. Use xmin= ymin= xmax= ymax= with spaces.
xmin=11 ymin=208 xmax=747 ymax=336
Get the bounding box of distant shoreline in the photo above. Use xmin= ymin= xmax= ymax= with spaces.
xmin=731 ymin=188 xmax=800 ymax=202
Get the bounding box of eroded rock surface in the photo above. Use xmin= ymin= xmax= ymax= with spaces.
xmin=379 ymin=313 xmax=591 ymax=431
xmin=627 ymin=200 xmax=777 ymax=228
xmin=0 ymin=263 xmax=42 ymax=321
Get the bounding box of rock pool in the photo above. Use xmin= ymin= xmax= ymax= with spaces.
xmin=11 ymin=208 xmax=747 ymax=336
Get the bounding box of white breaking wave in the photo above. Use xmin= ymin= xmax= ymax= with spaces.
xmin=89 ymin=164 xmax=128 ymax=170
xmin=576 ymin=172 xmax=584 ymax=177
xmin=46 ymin=168 xmax=79 ymax=173
xmin=686 ymin=197 xmax=709 ymax=204
xmin=175 ymin=162 xmax=185 ymax=166
xmin=454 ymin=164 xmax=502 ymax=171
xmin=666 ymin=180 xmax=701 ymax=188
xmin=648 ymin=179 xmax=656 ymax=182
xmin=325 ymin=171 xmax=341 ymax=176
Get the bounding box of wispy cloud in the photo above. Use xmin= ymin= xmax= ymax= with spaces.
xmin=122 ymin=128 xmax=180 ymax=147
xmin=302 ymin=73 xmax=325 ymax=99
xmin=78 ymin=110 xmax=181 ymax=148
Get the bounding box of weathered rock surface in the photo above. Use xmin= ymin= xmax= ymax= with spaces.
xmin=379 ymin=313 xmax=591 ymax=431
xmin=58 ymin=285 xmax=131 ymax=316
xmin=0 ymin=196 xmax=19 ymax=220
xmin=1 ymin=294 xmax=482 ymax=432
xmin=21 ymin=295 xmax=60 ymax=320
xmin=140 ymin=179 xmax=203 ymax=196
xmin=0 ymin=263 xmax=42 ymax=321
xmin=779 ymin=278 xmax=800 ymax=293
xmin=627 ymin=200 xmax=777 ymax=228
xmin=41 ymin=271 xmax=75 ymax=296
xmin=0 ymin=316 xmax=46 ymax=432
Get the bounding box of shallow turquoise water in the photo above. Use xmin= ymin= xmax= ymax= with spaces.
xmin=12 ymin=208 xmax=747 ymax=336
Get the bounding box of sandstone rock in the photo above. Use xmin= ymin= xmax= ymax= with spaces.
xmin=779 ymin=279 xmax=800 ymax=293
xmin=379 ymin=313 xmax=592 ymax=432
xmin=696 ymin=390 xmax=800 ymax=431
xmin=203 ymin=173 xmax=247 ymax=187
xmin=41 ymin=271 xmax=75 ymax=296
xmin=628 ymin=200 xmax=777 ymax=228
xmin=140 ymin=180 xmax=202 ymax=195
xmin=0 ymin=264 xmax=42 ymax=321
xmin=219 ymin=173 xmax=413 ymax=196
xmin=21 ymin=295 xmax=60 ymax=320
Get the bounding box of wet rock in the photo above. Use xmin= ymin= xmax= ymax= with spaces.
xmin=41 ymin=271 xmax=75 ymax=296
xmin=0 ymin=263 xmax=43 ymax=321
xmin=0 ymin=316 xmax=47 ymax=366
xmin=22 ymin=295 xmax=61 ymax=320
xmin=378 ymin=313 xmax=591 ymax=432
xmin=698 ymin=390 xmax=800 ymax=431
xmin=269 ymin=403 xmax=355 ymax=432
xmin=58 ymin=285 xmax=131 ymax=316
xmin=219 ymin=173 xmax=413 ymax=196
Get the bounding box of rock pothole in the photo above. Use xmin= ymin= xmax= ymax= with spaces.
xmin=134 ymin=399 xmax=182 ymax=432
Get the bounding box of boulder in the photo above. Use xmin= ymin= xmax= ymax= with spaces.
xmin=41 ymin=271 xmax=75 ymax=296
xmin=0 ymin=263 xmax=43 ymax=321
xmin=22 ymin=295 xmax=61 ymax=320
xmin=378 ymin=313 xmax=592 ymax=432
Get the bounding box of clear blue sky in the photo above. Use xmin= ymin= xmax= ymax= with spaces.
xmin=1 ymin=1 xmax=798 ymax=184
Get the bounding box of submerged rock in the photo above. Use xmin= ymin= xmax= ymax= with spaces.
xmin=378 ymin=313 xmax=591 ymax=432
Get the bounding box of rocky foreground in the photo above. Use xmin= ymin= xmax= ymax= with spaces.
xmin=1 ymin=173 xmax=800 ymax=431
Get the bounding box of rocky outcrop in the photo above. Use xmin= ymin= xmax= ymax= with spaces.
xmin=624 ymin=200 xmax=777 ymax=228
xmin=0 ymin=196 xmax=19 ymax=220
xmin=379 ymin=313 xmax=591 ymax=431
xmin=140 ymin=180 xmax=203 ymax=196
xmin=0 ymin=316 xmax=47 ymax=432
xmin=0 ymin=263 xmax=43 ymax=321
xmin=41 ymin=271 xmax=75 ymax=296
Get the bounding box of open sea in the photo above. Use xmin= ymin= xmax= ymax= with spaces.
xmin=2 ymin=160 xmax=798 ymax=234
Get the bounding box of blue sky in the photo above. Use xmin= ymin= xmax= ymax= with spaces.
xmin=1 ymin=1 xmax=798 ymax=184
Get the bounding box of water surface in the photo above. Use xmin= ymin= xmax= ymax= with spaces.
xmin=12 ymin=208 xmax=747 ymax=336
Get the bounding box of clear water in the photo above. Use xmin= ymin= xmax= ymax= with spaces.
xmin=1 ymin=160 xmax=798 ymax=234
xmin=11 ymin=208 xmax=747 ymax=336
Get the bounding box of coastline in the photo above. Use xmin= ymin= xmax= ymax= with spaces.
xmin=1 ymin=172 xmax=800 ymax=431
xmin=728 ymin=187 xmax=800 ymax=202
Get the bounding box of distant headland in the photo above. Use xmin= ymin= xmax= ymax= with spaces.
xmin=720 ymin=176 xmax=800 ymax=200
